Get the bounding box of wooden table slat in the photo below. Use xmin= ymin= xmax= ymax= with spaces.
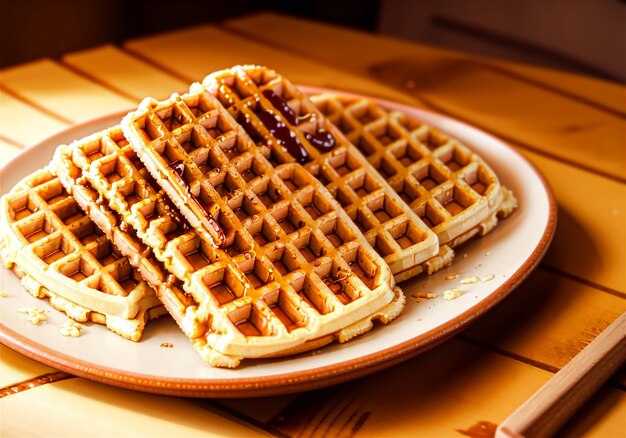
xmin=521 ymin=149 xmax=625 ymax=294
xmin=212 ymin=395 xmax=299 ymax=426
xmin=465 ymin=268 xmax=626 ymax=373
xmin=0 ymin=378 xmax=267 ymax=437
xmin=1 ymin=59 xmax=134 ymax=123
xmin=0 ymin=89 xmax=68 ymax=147
xmin=62 ymin=44 xmax=189 ymax=102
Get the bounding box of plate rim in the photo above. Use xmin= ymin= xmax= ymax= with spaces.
xmin=0 ymin=88 xmax=557 ymax=398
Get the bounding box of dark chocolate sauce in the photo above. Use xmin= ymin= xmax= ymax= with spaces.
xmin=190 ymin=196 xmax=225 ymax=246
xmin=167 ymin=160 xmax=225 ymax=247
xmin=304 ymin=130 xmax=336 ymax=152
xmin=254 ymin=108 xmax=310 ymax=164
xmin=169 ymin=160 xmax=186 ymax=181
xmin=262 ymin=89 xmax=297 ymax=125
xmin=261 ymin=89 xmax=337 ymax=154
xmin=237 ymin=113 xmax=264 ymax=143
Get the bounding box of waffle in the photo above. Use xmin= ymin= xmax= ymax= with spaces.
xmin=122 ymin=66 xmax=444 ymax=283
xmin=309 ymin=93 xmax=517 ymax=249
xmin=54 ymin=126 xmax=403 ymax=365
xmin=0 ymin=168 xmax=166 ymax=341
xmin=51 ymin=139 xmax=243 ymax=367
xmin=202 ymin=66 xmax=448 ymax=281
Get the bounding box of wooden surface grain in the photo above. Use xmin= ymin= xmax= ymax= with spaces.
xmin=1 ymin=12 xmax=624 ymax=438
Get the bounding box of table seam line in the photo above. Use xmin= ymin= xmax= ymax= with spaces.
xmin=0 ymin=83 xmax=75 ymax=125
xmin=0 ymin=134 xmax=25 ymax=149
xmin=118 ymin=44 xmax=199 ymax=83
xmin=190 ymin=399 xmax=283 ymax=436
xmin=540 ymin=265 xmax=626 ymax=299
xmin=55 ymin=58 xmax=143 ymax=103
xmin=0 ymin=371 xmax=75 ymax=398
xmin=458 ymin=336 xmax=626 ymax=392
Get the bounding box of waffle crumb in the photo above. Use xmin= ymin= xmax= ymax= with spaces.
xmin=18 ymin=307 xmax=48 ymax=325
xmin=0 ymin=290 xmax=8 ymax=297
xmin=61 ymin=320 xmax=83 ymax=337
xmin=481 ymin=274 xmax=495 ymax=282
xmin=460 ymin=276 xmax=480 ymax=284
xmin=411 ymin=292 xmax=437 ymax=299
xmin=443 ymin=289 xmax=462 ymax=301
xmin=160 ymin=343 xmax=174 ymax=348
xmin=444 ymin=274 xmax=459 ymax=280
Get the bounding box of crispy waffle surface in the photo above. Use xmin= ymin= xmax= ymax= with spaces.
xmin=53 ymin=126 xmax=404 ymax=367
xmin=309 ymin=93 xmax=518 ymax=249
xmin=204 ymin=66 xmax=448 ymax=280
xmin=123 ymin=66 xmax=445 ymax=284
xmin=0 ymin=167 xmax=166 ymax=341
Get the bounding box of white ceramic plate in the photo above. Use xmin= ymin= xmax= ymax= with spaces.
xmin=0 ymin=90 xmax=555 ymax=397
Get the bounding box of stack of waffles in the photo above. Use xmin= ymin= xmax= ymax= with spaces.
xmin=0 ymin=65 xmax=516 ymax=367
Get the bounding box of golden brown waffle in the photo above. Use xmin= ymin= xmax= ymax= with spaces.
xmin=200 ymin=66 xmax=445 ymax=281
xmin=0 ymin=168 xmax=166 ymax=341
xmin=51 ymin=137 xmax=242 ymax=367
xmin=309 ymin=93 xmax=517 ymax=248
xmin=122 ymin=66 xmax=443 ymax=283
xmin=56 ymin=126 xmax=403 ymax=365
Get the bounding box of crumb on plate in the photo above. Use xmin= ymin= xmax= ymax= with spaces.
xmin=18 ymin=307 xmax=48 ymax=325
xmin=411 ymin=292 xmax=437 ymax=299
xmin=61 ymin=320 xmax=83 ymax=337
xmin=443 ymin=289 xmax=462 ymax=301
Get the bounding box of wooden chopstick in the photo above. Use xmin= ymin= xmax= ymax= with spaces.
xmin=496 ymin=312 xmax=626 ymax=438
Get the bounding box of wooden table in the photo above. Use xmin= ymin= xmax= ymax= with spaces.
xmin=1 ymin=12 xmax=624 ymax=437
